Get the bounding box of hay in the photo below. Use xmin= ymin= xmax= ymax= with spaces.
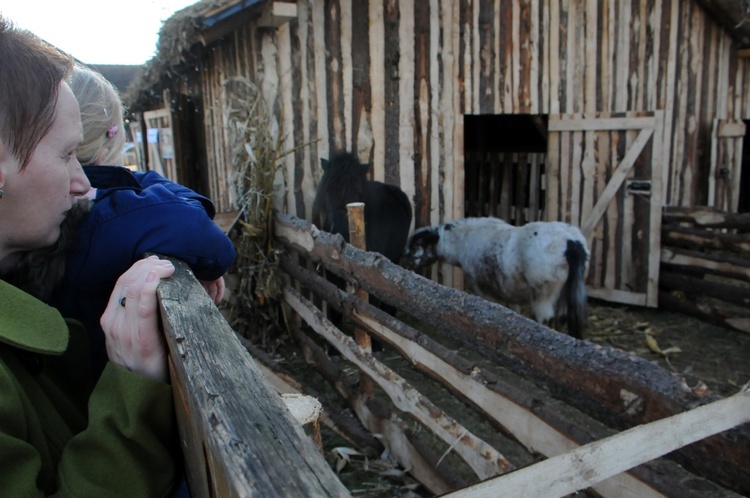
xmin=222 ymin=76 xmax=288 ymax=350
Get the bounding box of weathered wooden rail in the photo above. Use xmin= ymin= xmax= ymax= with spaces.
xmin=660 ymin=205 xmax=750 ymax=333
xmin=274 ymin=211 xmax=750 ymax=497
xmin=156 ymin=257 xmax=349 ymax=497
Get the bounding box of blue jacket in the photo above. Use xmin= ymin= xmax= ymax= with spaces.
xmin=50 ymin=166 xmax=236 ymax=378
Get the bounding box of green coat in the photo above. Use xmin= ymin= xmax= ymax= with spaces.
xmin=0 ymin=280 xmax=178 ymax=497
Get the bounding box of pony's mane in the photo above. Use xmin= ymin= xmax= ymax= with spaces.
xmin=317 ymin=152 xmax=369 ymax=209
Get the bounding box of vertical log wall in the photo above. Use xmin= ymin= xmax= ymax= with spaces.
xmin=159 ymin=0 xmax=750 ymax=230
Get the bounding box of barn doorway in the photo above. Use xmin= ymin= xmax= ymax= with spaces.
xmin=739 ymin=119 xmax=750 ymax=213
xmin=463 ymin=114 xmax=548 ymax=224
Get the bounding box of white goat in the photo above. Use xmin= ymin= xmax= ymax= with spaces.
xmin=401 ymin=217 xmax=589 ymax=338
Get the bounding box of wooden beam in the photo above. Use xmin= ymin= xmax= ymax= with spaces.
xmin=549 ymin=115 xmax=655 ymax=131
xmin=283 ymin=286 xmax=515 ymax=480
xmin=581 ymin=127 xmax=653 ymax=238
xmin=273 ymin=212 xmax=750 ymax=493
xmin=442 ymin=386 xmax=750 ymax=498
xmin=157 ymin=257 xmax=349 ymax=497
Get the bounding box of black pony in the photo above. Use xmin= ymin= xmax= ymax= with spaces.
xmin=312 ymin=152 xmax=412 ymax=321
xmin=312 ymin=152 xmax=412 ymax=265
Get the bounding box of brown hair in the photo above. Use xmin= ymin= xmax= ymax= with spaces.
xmin=0 ymin=16 xmax=74 ymax=170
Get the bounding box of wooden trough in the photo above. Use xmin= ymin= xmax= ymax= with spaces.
xmin=154 ymin=213 xmax=750 ymax=496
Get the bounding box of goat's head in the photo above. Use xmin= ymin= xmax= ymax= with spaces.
xmin=401 ymin=226 xmax=440 ymax=270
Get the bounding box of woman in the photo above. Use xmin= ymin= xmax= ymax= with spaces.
xmin=0 ymin=17 xmax=179 ymax=495
xmin=10 ymin=64 xmax=236 ymax=379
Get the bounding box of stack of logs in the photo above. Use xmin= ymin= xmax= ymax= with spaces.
xmin=660 ymin=206 xmax=750 ymax=333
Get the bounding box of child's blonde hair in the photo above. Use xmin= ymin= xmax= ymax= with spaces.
xmin=69 ymin=63 xmax=126 ymax=166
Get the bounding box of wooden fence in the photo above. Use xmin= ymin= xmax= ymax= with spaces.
xmin=273 ymin=211 xmax=750 ymax=497
xmin=463 ymin=151 xmax=546 ymax=224
xmin=660 ymin=206 xmax=750 ymax=334
xmin=156 ymin=257 xmax=349 ymax=497
xmin=152 ymin=214 xmax=750 ymax=496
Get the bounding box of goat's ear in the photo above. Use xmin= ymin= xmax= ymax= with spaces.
xmin=423 ymin=230 xmax=440 ymax=246
xmin=320 ymin=158 xmax=329 ymax=171
xmin=413 ymin=227 xmax=439 ymax=247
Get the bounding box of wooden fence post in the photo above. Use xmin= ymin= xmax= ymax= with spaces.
xmin=157 ymin=257 xmax=349 ymax=497
xmin=347 ymin=202 xmax=374 ymax=397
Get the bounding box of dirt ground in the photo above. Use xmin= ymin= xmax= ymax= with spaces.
xmin=585 ymin=300 xmax=750 ymax=398
xmin=273 ymin=299 xmax=750 ymax=497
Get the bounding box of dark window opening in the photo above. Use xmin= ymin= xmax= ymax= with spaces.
xmin=738 ymin=120 xmax=750 ymax=213
xmin=464 ymin=114 xmax=548 ymax=224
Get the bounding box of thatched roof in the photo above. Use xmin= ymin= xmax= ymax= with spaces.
xmin=695 ymin=0 xmax=750 ymax=46
xmin=125 ymin=0 xmax=750 ymax=112
xmin=124 ymin=0 xmax=268 ymax=111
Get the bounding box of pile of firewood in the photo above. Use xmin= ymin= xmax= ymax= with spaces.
xmin=660 ymin=206 xmax=750 ymax=333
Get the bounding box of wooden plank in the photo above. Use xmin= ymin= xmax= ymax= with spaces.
xmin=561 ymin=131 xmax=575 ymax=221
xmin=283 ymin=286 xmax=515 ymax=480
xmin=280 ymin=250 xmax=693 ymax=497
xmin=399 ymin=0 xmax=416 ymax=195
xmin=287 ymin=320 xmax=461 ymax=495
xmin=528 ymin=153 xmax=541 ymax=221
xmin=312 ymin=0 xmax=329 ymax=163
xmin=429 ymin=0 xmax=440 ymax=227
xmin=646 ymin=111 xmax=664 ymax=307
xmin=602 ymin=129 xmax=617 ymax=291
xmin=662 ymin=225 xmax=750 ymax=253
xmin=549 ymin=116 xmax=655 ymax=132
xmin=350 ymin=310 xmax=667 ymax=498
xmin=660 ymin=247 xmax=750 ymax=281
xmin=587 ymin=287 xmax=648 ymax=307
xmin=273 ymin=212 xmax=750 ymax=493
xmin=659 ymin=291 xmax=750 ymax=334
xmin=663 ymin=205 xmax=750 ymax=229
xmin=442 ymin=386 xmax=750 ymax=498
xmin=619 ymin=127 xmax=634 ymax=293
xmin=548 ymin=0 xmax=560 ymax=114
xmin=581 ymin=127 xmax=653 ymax=238
xmin=529 ymin=0 xmax=540 ymax=113
xmin=718 ymin=120 xmax=746 ymax=137
xmin=577 ymin=127 xmax=593 ymax=227
xmin=369 ymin=0 xmax=385 ymax=180
xmin=709 ymin=118 xmax=720 ymax=207
xmin=157 ymin=258 xmax=349 ymax=497
xmin=661 ymin=0 xmax=680 ymax=205
xmin=659 ymin=270 xmax=750 ymax=308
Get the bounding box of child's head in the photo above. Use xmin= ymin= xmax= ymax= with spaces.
xmin=70 ymin=64 xmax=126 ymax=166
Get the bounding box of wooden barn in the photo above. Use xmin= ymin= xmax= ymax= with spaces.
xmin=127 ymin=0 xmax=750 ymax=314
xmin=120 ymin=1 xmax=750 ymax=495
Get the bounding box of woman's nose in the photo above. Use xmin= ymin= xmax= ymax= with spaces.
xmin=70 ymin=159 xmax=91 ymax=196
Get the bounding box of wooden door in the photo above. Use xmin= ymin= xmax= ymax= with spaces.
xmin=546 ymin=112 xmax=664 ymax=307
xmin=143 ymin=108 xmax=176 ymax=181
xmin=127 ymin=120 xmax=146 ymax=171
xmin=709 ymin=119 xmax=745 ymax=212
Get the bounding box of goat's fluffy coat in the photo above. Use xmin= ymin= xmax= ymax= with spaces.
xmin=402 ymin=217 xmax=589 ymax=337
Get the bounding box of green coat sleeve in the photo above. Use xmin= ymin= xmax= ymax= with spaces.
xmin=0 ymin=357 xmax=178 ymax=497
xmin=58 ymin=362 xmax=179 ymax=497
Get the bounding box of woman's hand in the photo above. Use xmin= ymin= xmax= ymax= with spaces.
xmin=199 ymin=276 xmax=226 ymax=305
xmin=100 ymin=255 xmax=175 ymax=382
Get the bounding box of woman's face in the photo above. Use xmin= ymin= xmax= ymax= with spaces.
xmin=0 ymin=82 xmax=90 ymax=260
